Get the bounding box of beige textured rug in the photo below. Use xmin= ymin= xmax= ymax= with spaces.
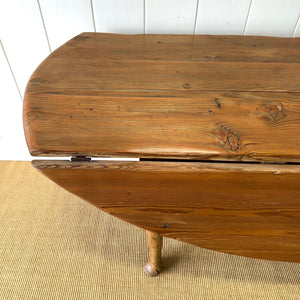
xmin=0 ymin=161 xmax=299 ymax=299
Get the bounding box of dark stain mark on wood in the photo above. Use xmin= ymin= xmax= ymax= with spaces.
xmin=157 ymin=41 xmax=162 ymax=44
xmin=29 ymin=78 xmax=47 ymax=88
xmin=213 ymin=125 xmax=242 ymax=152
xmin=182 ymin=83 xmax=191 ymax=89
xmin=89 ymin=108 xmax=94 ymax=111
xmin=30 ymin=78 xmax=47 ymax=84
xmin=47 ymin=91 xmax=63 ymax=95
xmin=162 ymin=223 xmax=169 ymax=228
xmin=74 ymin=35 xmax=91 ymax=41
xmin=215 ymin=98 xmax=221 ymax=108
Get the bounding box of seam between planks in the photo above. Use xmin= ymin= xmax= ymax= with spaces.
xmin=25 ymin=89 xmax=300 ymax=97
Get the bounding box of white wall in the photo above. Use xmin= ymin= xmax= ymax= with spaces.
xmin=0 ymin=0 xmax=299 ymax=160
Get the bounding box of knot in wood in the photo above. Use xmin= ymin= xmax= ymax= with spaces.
xmin=213 ymin=125 xmax=242 ymax=152
xmin=182 ymin=83 xmax=191 ymax=89
xmin=260 ymin=103 xmax=286 ymax=123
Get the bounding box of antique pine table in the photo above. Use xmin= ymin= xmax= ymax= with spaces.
xmin=23 ymin=33 xmax=300 ymax=276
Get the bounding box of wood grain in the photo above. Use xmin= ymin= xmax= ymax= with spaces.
xmin=33 ymin=160 xmax=300 ymax=262
xmin=24 ymin=34 xmax=300 ymax=264
xmin=24 ymin=91 xmax=300 ymax=162
xmin=23 ymin=33 xmax=300 ymax=161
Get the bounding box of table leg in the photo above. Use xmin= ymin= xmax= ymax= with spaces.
xmin=143 ymin=230 xmax=163 ymax=276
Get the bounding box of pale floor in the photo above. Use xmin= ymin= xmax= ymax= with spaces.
xmin=1 ymin=161 xmax=299 ymax=299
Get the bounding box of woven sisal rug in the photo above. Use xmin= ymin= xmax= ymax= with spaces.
xmin=0 ymin=161 xmax=299 ymax=299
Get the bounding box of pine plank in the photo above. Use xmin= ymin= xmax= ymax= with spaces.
xmin=23 ymin=33 xmax=300 ymax=161
xmin=33 ymin=160 xmax=300 ymax=262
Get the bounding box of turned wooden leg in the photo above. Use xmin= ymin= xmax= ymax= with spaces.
xmin=143 ymin=230 xmax=163 ymax=276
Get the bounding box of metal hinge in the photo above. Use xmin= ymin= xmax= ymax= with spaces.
xmin=71 ymin=156 xmax=92 ymax=162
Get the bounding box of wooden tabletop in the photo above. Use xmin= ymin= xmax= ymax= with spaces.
xmin=23 ymin=33 xmax=300 ymax=162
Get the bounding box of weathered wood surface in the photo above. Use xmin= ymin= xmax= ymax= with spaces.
xmin=25 ymin=34 xmax=300 ymax=264
xmin=23 ymin=33 xmax=300 ymax=162
xmin=33 ymin=160 xmax=300 ymax=263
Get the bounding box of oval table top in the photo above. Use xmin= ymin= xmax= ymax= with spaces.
xmin=23 ymin=33 xmax=300 ymax=162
